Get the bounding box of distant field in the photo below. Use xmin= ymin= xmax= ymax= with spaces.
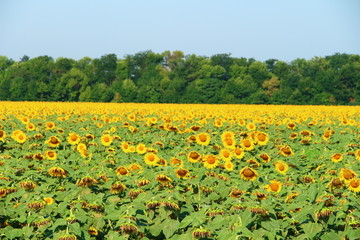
xmin=0 ymin=102 xmax=359 ymax=239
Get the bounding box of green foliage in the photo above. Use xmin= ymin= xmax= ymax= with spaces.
xmin=0 ymin=52 xmax=359 ymax=104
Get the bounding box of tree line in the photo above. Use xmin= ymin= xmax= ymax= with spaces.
xmin=0 ymin=51 xmax=359 ymax=105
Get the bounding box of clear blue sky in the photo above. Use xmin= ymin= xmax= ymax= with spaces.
xmin=1 ymin=0 xmax=359 ymax=62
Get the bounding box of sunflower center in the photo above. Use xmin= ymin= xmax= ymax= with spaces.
xmin=260 ymin=154 xmax=269 ymax=161
xmin=243 ymin=168 xmax=254 ymax=177
xmin=47 ymin=152 xmax=54 ymax=157
xmin=223 ymin=151 xmax=230 ymax=158
xmin=278 ymin=164 xmax=285 ymax=171
xmin=235 ymin=149 xmax=243 ymax=155
xmin=104 ymin=137 xmax=110 ymax=142
xmin=270 ymin=183 xmax=279 ymax=191
xmin=177 ymin=169 xmax=187 ymax=177
xmin=50 ymin=137 xmax=58 ymax=144
xmin=282 ymin=148 xmax=291 ymax=154
xmin=148 ymin=155 xmax=155 ymax=162
xmin=350 ymin=180 xmax=359 ymax=188
xmin=333 ymin=154 xmax=341 ymax=160
xmin=207 ymin=156 xmax=216 ymax=164
xmin=225 ymin=139 xmax=233 ymax=145
xmin=118 ymin=167 xmax=128 ymax=175
xmin=199 ymin=134 xmax=207 ymax=142
xmin=343 ymin=171 xmax=355 ymax=180
xmin=243 ymin=140 xmax=251 ymax=147
xmin=190 ymin=152 xmax=199 ymax=159
xmin=71 ymin=135 xmax=77 ymax=141
xmin=257 ymin=134 xmax=266 ymax=141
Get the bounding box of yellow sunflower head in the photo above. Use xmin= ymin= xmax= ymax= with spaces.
xmin=144 ymin=153 xmax=159 ymax=166
xmin=331 ymin=153 xmax=343 ymax=163
xmin=265 ymin=180 xmax=282 ymax=193
xmin=347 ymin=178 xmax=360 ymax=192
xmin=196 ymin=132 xmax=211 ymax=146
xmin=219 ymin=148 xmax=233 ymax=161
xmin=239 ymin=166 xmax=258 ymax=181
xmin=101 ymin=134 xmax=113 ymax=146
xmin=203 ymin=155 xmax=219 ymax=169
xmin=274 ymin=161 xmax=288 ymax=175
xmin=67 ymin=132 xmax=81 ymax=145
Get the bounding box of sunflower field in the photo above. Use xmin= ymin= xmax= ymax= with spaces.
xmin=0 ymin=102 xmax=359 ymax=240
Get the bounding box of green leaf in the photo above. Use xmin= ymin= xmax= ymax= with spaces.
xmin=179 ymin=215 xmax=193 ymax=228
xmin=321 ymin=231 xmax=342 ymax=240
xmin=4 ymin=227 xmax=23 ymax=239
xmin=302 ymin=222 xmax=323 ymax=239
xmin=69 ymin=222 xmax=82 ymax=236
xmin=346 ymin=228 xmax=360 ymax=240
xmin=162 ymin=218 xmax=180 ymax=239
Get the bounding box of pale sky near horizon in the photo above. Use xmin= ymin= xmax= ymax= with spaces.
xmin=1 ymin=0 xmax=359 ymax=62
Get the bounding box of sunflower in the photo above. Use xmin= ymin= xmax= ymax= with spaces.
xmin=221 ymin=131 xmax=235 ymax=141
xmin=322 ymin=130 xmax=332 ymax=141
xmin=289 ymin=132 xmax=298 ymax=140
xmin=239 ymin=167 xmax=258 ymax=181
xmin=246 ymin=122 xmax=256 ymax=131
xmin=88 ymin=227 xmax=99 ymax=236
xmin=144 ymin=153 xmax=159 ymax=166
xmin=155 ymin=174 xmax=172 ymax=183
xmin=187 ymin=151 xmax=202 ymax=163
xmin=196 ymin=132 xmax=211 ymax=146
xmin=45 ymin=121 xmax=56 ymax=130
xmin=76 ymin=176 xmax=98 ymax=187
xmin=12 ymin=130 xmax=27 ymax=144
xmin=256 ymin=132 xmax=269 ymax=146
xmin=240 ymin=138 xmax=254 ymax=151
xmin=26 ymin=123 xmax=36 ymax=131
xmin=43 ymin=197 xmax=55 ymax=205
xmin=223 ymin=161 xmax=234 ymax=171
xmin=354 ymin=149 xmax=360 ymax=161
xmin=280 ymin=145 xmax=294 ymax=157
xmin=331 ymin=153 xmax=343 ymax=163
xmin=214 ymin=118 xmax=223 ymax=127
xmin=219 ymin=148 xmax=232 ymax=161
xmin=274 ymin=161 xmax=289 ymax=175
xmin=265 ymin=180 xmax=282 ymax=193
xmin=67 ymin=132 xmax=81 ymax=145
xmin=48 ymin=167 xmax=67 ymax=177
xmin=115 ymin=166 xmax=130 ymax=176
xmin=347 ymin=178 xmax=360 ymax=192
xmin=286 ymin=122 xmax=296 ymax=130
xmin=222 ymin=137 xmax=236 ymax=149
xmin=203 ymin=155 xmax=219 ymax=169
xmin=0 ymin=130 xmax=6 ymax=141
xmin=100 ymin=134 xmax=113 ymax=146
xmin=339 ymin=168 xmax=357 ymax=182
xmin=20 ymin=116 xmax=30 ymax=124
xmin=170 ymin=157 xmax=184 ymax=167
xmin=300 ymin=130 xmax=311 ymax=136
xmin=110 ymin=182 xmax=126 ymax=194
xmin=47 ymin=136 xmax=61 ymax=147
xmin=247 ymin=159 xmax=260 ymax=168
xmin=121 ymin=141 xmax=131 ymax=153
xmin=128 ymin=164 xmax=143 ymax=173
xmin=259 ymin=153 xmax=271 ymax=163
xmin=77 ymin=143 xmax=87 ymax=152
xmin=233 ymin=148 xmax=245 ymax=159
xmin=175 ymin=168 xmax=190 ymax=179
xmin=136 ymin=143 xmax=147 ymax=154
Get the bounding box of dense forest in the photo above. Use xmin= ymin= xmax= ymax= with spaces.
xmin=0 ymin=51 xmax=359 ymax=105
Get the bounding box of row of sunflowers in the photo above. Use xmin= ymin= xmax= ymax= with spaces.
xmin=0 ymin=101 xmax=359 ymax=239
